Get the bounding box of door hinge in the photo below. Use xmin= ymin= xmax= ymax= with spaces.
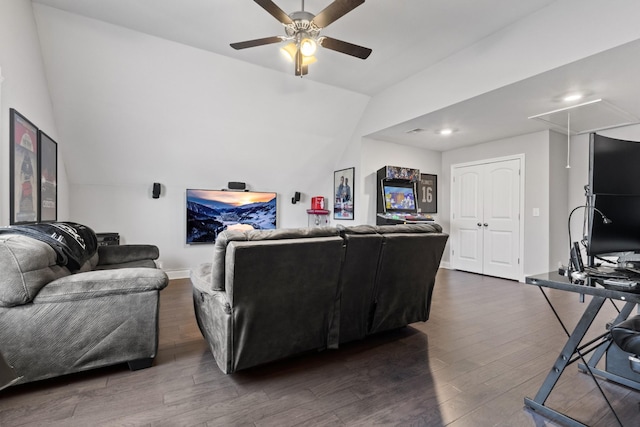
xmin=518 ymin=258 xmax=520 ymax=265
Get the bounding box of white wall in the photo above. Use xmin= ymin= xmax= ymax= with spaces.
xmin=33 ymin=5 xmax=371 ymax=274
xmin=18 ymin=1 xmax=640 ymax=278
xmin=0 ymin=0 xmax=69 ymax=226
xmin=442 ymin=131 xmax=559 ymax=277
xmin=359 ymin=138 xmax=442 ymax=226
xmin=360 ymin=0 xmax=640 ymax=137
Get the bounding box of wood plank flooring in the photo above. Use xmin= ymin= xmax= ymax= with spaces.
xmin=1 ymin=269 xmax=640 ymax=426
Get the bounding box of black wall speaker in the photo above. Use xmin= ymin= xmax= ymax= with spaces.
xmin=291 ymin=191 xmax=301 ymax=204
xmin=228 ymin=181 xmax=246 ymax=190
xmin=152 ymin=182 xmax=161 ymax=199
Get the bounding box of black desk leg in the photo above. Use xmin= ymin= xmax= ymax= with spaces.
xmin=524 ymin=293 xmax=606 ymax=427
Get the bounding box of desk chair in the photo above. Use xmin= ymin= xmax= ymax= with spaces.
xmin=611 ymin=315 xmax=640 ymax=375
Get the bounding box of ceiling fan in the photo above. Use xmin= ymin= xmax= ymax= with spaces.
xmin=230 ymin=0 xmax=372 ymax=76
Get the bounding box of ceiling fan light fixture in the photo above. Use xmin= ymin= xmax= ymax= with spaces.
xmin=300 ymin=37 xmax=317 ymax=57
xmin=232 ymin=0 xmax=372 ymax=76
xmin=281 ymin=43 xmax=297 ymax=61
xmin=281 ymin=42 xmax=316 ymax=66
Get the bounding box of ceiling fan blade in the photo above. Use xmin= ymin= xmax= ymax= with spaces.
xmin=318 ymin=36 xmax=372 ymax=59
xmin=254 ymin=0 xmax=294 ymax=25
xmin=230 ymin=36 xmax=283 ymax=50
xmin=311 ymin=0 xmax=365 ymax=28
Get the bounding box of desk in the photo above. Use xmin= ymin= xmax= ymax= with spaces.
xmin=524 ymin=272 xmax=640 ymax=427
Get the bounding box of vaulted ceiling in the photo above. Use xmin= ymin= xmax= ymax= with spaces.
xmin=32 ymin=0 xmax=640 ymax=150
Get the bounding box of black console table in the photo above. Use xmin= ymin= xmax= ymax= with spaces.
xmin=524 ymin=272 xmax=640 ymax=426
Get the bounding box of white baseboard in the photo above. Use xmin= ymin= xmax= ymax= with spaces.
xmin=440 ymin=261 xmax=451 ymax=269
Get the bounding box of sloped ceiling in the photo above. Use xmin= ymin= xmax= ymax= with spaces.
xmin=31 ymin=0 xmax=640 ymax=151
xmin=32 ymin=0 xmax=557 ymax=96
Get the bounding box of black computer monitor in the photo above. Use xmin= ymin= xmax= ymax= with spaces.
xmin=588 ymin=194 xmax=640 ymax=256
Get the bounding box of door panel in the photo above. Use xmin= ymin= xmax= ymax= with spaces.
xmin=452 ymin=166 xmax=483 ymax=274
xmin=483 ymin=159 xmax=520 ymax=279
xmin=452 ymin=158 xmax=521 ymax=280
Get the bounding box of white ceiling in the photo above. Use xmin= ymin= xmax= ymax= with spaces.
xmin=32 ymin=0 xmax=558 ymax=95
xmin=31 ymin=0 xmax=640 ymax=151
xmin=368 ymin=38 xmax=640 ymax=151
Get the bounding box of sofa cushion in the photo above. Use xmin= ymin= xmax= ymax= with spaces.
xmin=339 ymin=223 xmax=443 ymax=235
xmin=210 ymin=227 xmax=340 ymax=291
xmin=33 ymin=268 xmax=169 ymax=304
xmin=0 ymin=235 xmax=70 ymax=307
xmin=97 ymin=244 xmax=159 ymax=265
xmin=375 ymin=223 xmax=443 ymax=234
xmin=337 ymin=224 xmax=378 ymax=235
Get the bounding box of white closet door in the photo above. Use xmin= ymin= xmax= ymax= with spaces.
xmin=451 ymin=165 xmax=484 ymax=274
xmin=452 ymin=157 xmax=522 ymax=280
xmin=482 ymin=159 xmax=521 ymax=280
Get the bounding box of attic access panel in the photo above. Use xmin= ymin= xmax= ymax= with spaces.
xmin=529 ymin=99 xmax=639 ymax=134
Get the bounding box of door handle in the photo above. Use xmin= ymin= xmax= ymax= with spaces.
xmin=477 ymin=222 xmax=482 ymax=227
xmin=483 ymin=223 xmax=489 ymax=227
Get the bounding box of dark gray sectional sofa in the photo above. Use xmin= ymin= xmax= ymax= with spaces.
xmin=0 ymin=232 xmax=168 ymax=385
xmin=191 ymin=223 xmax=448 ymax=374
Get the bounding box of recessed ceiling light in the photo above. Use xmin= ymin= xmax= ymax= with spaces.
xmin=438 ymin=128 xmax=454 ymax=135
xmin=563 ymin=93 xmax=583 ymax=102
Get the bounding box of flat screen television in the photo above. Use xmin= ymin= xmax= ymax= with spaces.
xmin=186 ymin=189 xmax=277 ymax=243
xmin=382 ymin=182 xmax=417 ymax=213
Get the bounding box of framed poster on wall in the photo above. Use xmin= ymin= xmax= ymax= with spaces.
xmin=418 ymin=173 xmax=437 ymax=214
xmin=9 ymin=109 xmax=39 ymax=224
xmin=334 ymin=167 xmax=354 ymax=220
xmin=39 ymin=131 xmax=58 ymax=222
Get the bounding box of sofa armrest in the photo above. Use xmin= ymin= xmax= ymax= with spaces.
xmin=97 ymin=245 xmax=159 ymax=266
xmin=33 ymin=268 xmax=169 ymax=304
xmin=191 ymin=263 xmax=215 ymax=294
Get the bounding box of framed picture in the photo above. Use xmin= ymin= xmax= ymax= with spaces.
xmin=418 ymin=173 xmax=437 ymax=213
xmin=39 ymin=131 xmax=58 ymax=222
xmin=334 ymin=167 xmax=354 ymax=220
xmin=9 ymin=109 xmax=39 ymax=224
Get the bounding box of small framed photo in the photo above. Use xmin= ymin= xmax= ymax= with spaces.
xmin=418 ymin=173 xmax=437 ymax=213
xmin=334 ymin=167 xmax=354 ymax=220
xmin=9 ymin=109 xmax=39 ymax=224
xmin=39 ymin=131 xmax=58 ymax=222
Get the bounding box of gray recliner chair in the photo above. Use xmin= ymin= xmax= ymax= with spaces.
xmin=0 ymin=230 xmax=168 ymax=386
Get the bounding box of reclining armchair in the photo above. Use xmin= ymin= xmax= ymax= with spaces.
xmin=0 ymin=224 xmax=168 ymax=386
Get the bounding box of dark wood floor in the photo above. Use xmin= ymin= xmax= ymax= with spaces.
xmin=1 ymin=269 xmax=640 ymax=426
